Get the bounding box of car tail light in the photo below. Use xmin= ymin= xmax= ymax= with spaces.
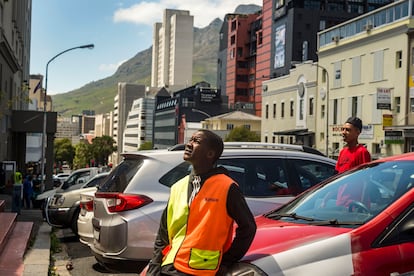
xmin=80 ymin=200 xmax=94 ymax=212
xmin=95 ymin=192 xmax=153 ymax=213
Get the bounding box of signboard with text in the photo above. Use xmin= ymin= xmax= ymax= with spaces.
xmin=384 ymin=130 xmax=404 ymax=144
xmin=377 ymin=88 xmax=391 ymax=110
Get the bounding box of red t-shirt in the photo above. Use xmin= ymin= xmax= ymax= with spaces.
xmin=335 ymin=144 xmax=371 ymax=173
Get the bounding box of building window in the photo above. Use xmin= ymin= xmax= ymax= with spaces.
xmin=351 ymin=56 xmax=361 ymax=85
xmin=373 ymin=50 xmax=384 ymax=81
xmin=244 ymin=125 xmax=251 ymax=130
xmin=273 ymin=103 xmax=276 ymax=118
xmin=231 ymin=20 xmax=236 ymax=31
xmin=394 ymin=97 xmax=401 ymax=113
xmin=265 ymin=136 xmax=268 ymax=142
xmin=396 ymin=51 xmax=402 ymax=68
xmin=230 ymin=48 xmax=234 ymax=59
xmin=230 ymin=35 xmax=235 ymax=45
xmin=257 ymin=31 xmax=263 ymax=45
xmin=309 ymin=97 xmax=314 ymax=116
xmin=290 ymin=100 xmax=294 ymax=117
xmin=352 ymin=96 xmax=358 ymax=117
xmin=299 ymin=99 xmax=304 ymax=120
xmin=237 ymin=47 xmax=243 ymax=57
xmin=411 ymin=98 xmax=414 ymax=113
xmin=272 ymin=136 xmax=276 ymax=143
xmin=265 ymin=104 xmax=269 ymax=119
xmin=227 ymin=124 xmax=234 ymax=130
xmin=333 ymin=61 xmax=342 ymax=88
xmin=321 ymin=104 xmax=325 ymax=118
xmin=281 ymin=102 xmax=285 ymax=118
xmin=280 ymin=136 xmax=284 ymax=143
xmin=333 ymin=99 xmax=338 ymax=124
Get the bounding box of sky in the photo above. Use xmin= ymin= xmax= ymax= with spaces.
xmin=30 ymin=0 xmax=262 ymax=95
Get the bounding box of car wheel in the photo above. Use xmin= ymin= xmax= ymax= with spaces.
xmin=70 ymin=208 xmax=80 ymax=235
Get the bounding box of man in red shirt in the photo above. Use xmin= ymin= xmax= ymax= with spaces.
xmin=336 ymin=116 xmax=371 ymax=174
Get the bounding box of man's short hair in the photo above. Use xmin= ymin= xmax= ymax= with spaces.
xmin=345 ymin=116 xmax=362 ymax=132
xmin=198 ymin=129 xmax=224 ymax=162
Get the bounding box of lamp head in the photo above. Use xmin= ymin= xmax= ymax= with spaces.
xmin=81 ymin=44 xmax=94 ymax=49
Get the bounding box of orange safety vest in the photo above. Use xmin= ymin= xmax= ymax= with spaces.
xmin=162 ymin=174 xmax=234 ymax=275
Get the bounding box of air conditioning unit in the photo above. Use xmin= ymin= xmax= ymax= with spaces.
xmin=331 ymin=36 xmax=340 ymax=43
xmin=364 ymin=23 xmax=373 ymax=32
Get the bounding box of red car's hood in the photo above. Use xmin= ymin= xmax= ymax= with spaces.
xmin=244 ymin=215 xmax=352 ymax=261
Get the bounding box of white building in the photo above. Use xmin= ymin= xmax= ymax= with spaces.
xmin=123 ymin=98 xmax=155 ymax=152
xmin=151 ymin=9 xmax=194 ymax=91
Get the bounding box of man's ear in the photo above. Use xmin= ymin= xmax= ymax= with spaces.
xmin=207 ymin=150 xmax=216 ymax=160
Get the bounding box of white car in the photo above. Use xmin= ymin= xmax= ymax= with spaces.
xmin=77 ymin=189 xmax=96 ymax=246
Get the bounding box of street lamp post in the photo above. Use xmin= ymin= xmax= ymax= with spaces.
xmin=40 ymin=44 xmax=94 ymax=191
xmin=313 ymin=63 xmax=330 ymax=157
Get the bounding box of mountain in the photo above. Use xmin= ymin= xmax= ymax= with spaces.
xmin=52 ymin=4 xmax=261 ymax=116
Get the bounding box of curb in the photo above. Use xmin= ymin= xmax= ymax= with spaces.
xmin=23 ymin=222 xmax=51 ymax=276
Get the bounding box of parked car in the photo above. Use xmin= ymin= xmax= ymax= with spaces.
xmin=77 ymin=189 xmax=97 ymax=246
xmin=52 ymin=173 xmax=71 ymax=186
xmin=44 ymin=172 xmax=109 ymax=234
xmin=220 ymin=151 xmax=414 ymax=276
xmin=34 ymin=167 xmax=102 ymax=211
xmin=90 ymin=142 xmax=337 ymax=270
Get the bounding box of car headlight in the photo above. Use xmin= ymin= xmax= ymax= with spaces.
xmin=56 ymin=195 xmax=65 ymax=206
xmin=226 ymin=262 xmax=267 ymax=276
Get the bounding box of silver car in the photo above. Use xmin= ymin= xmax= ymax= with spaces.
xmin=90 ymin=143 xmax=337 ymax=271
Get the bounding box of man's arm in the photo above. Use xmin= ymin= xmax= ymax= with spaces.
xmin=146 ymin=206 xmax=169 ymax=275
xmin=221 ymin=183 xmax=257 ymax=265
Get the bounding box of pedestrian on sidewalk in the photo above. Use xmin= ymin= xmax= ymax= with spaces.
xmin=23 ymin=174 xmax=34 ymax=209
xmin=12 ymin=170 xmax=23 ymax=214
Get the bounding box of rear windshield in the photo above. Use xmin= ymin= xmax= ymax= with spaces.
xmin=98 ymin=159 xmax=143 ymax=192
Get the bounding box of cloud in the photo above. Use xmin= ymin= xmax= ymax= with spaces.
xmin=113 ymin=0 xmax=262 ymax=28
xmin=98 ymin=59 xmax=127 ymax=72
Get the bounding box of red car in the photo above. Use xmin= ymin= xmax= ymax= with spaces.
xmin=228 ymin=152 xmax=414 ymax=276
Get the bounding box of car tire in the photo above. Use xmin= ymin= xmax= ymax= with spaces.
xmin=70 ymin=208 xmax=80 ymax=235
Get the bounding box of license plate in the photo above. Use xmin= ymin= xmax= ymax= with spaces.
xmin=93 ymin=229 xmax=100 ymax=241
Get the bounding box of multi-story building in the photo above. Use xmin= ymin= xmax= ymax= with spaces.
xmin=112 ymin=83 xmax=146 ymax=164
xmin=153 ymin=82 xmax=228 ymax=149
xmin=316 ymin=0 xmax=414 ymax=158
xmin=94 ymin=112 xmax=113 ymax=138
xmin=0 ymin=1 xmax=32 ymax=170
xmin=123 ymin=97 xmax=155 ymax=152
xmin=151 ymin=9 xmax=193 ymax=91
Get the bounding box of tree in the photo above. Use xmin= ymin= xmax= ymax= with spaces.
xmin=225 ymin=126 xmax=260 ymax=142
xmin=90 ymin=135 xmax=117 ymax=166
xmin=73 ymin=142 xmax=92 ymax=169
xmin=138 ymin=141 xmax=153 ymax=150
xmin=54 ymin=138 xmax=75 ymax=168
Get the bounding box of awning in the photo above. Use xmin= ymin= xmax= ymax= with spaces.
xmin=273 ymin=128 xmax=313 ymax=136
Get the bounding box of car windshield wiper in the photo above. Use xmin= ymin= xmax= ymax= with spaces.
xmin=266 ymin=212 xmax=315 ymax=222
xmin=309 ymin=219 xmax=364 ymax=226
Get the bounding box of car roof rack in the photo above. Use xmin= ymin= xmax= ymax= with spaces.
xmin=167 ymin=142 xmax=325 ymax=156
xmin=223 ymin=142 xmax=325 ymax=156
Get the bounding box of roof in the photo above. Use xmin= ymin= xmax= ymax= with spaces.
xmin=207 ymin=111 xmax=261 ymax=121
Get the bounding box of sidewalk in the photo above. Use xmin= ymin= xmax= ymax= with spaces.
xmin=0 ymin=193 xmax=52 ymax=275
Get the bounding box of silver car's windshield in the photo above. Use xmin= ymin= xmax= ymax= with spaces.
xmin=266 ymin=161 xmax=414 ymax=227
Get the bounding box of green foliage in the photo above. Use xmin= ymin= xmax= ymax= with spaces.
xmin=225 ymin=126 xmax=260 ymax=142
xmin=72 ymin=142 xmax=93 ymax=169
xmin=54 ymin=138 xmax=75 ymax=167
xmin=138 ymin=141 xmax=153 ymax=150
xmin=90 ymin=135 xmax=117 ymax=166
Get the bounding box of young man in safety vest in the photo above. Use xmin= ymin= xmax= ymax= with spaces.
xmin=146 ymin=129 xmax=257 ymax=275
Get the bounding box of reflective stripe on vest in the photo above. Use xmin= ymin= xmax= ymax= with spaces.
xmin=162 ymin=174 xmax=234 ymax=275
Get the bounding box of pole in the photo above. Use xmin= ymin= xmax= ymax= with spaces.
xmin=313 ymin=63 xmax=330 ymax=157
xmin=40 ymin=44 xmax=94 ymax=191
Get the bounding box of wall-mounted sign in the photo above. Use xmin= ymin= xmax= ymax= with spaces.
xmin=384 ymin=130 xmax=404 ymax=144
xmin=377 ymin=87 xmax=391 ymax=110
